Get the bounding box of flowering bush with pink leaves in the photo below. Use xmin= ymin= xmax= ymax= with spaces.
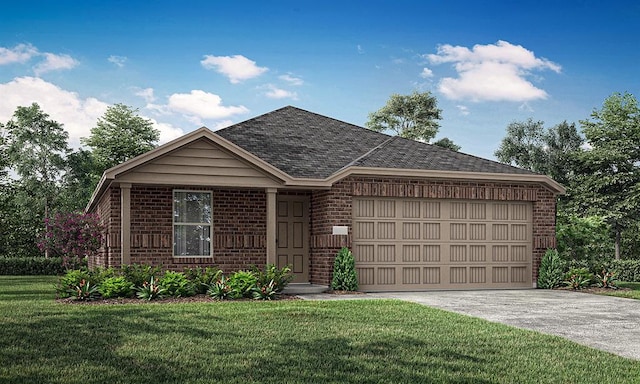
xmin=38 ymin=212 xmax=103 ymax=266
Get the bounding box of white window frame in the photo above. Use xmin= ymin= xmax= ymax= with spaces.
xmin=172 ymin=189 xmax=213 ymax=258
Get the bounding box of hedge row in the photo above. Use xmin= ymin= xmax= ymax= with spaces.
xmin=0 ymin=257 xmax=85 ymax=275
xmin=567 ymin=259 xmax=640 ymax=282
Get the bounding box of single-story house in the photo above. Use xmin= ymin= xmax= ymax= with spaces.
xmin=86 ymin=106 xmax=564 ymax=291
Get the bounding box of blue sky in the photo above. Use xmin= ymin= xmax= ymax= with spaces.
xmin=1 ymin=0 xmax=638 ymax=160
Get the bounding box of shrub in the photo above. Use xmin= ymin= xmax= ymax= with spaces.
xmin=563 ymin=268 xmax=593 ymax=290
xmin=227 ymin=270 xmax=258 ymax=298
xmin=606 ymin=259 xmax=640 ymax=282
xmin=99 ymin=276 xmax=135 ymax=298
xmin=252 ymin=280 xmax=278 ymax=300
xmin=135 ymin=276 xmax=166 ymax=301
xmin=595 ymin=268 xmax=618 ymax=289
xmin=252 ymin=264 xmax=294 ymax=293
xmin=537 ymin=249 xmax=565 ymax=289
xmin=159 ymin=271 xmax=195 ymax=297
xmin=68 ymin=279 xmax=100 ymax=301
xmin=331 ymin=247 xmax=358 ymax=291
xmin=56 ymin=269 xmax=92 ymax=298
xmin=184 ymin=266 xmax=223 ymax=294
xmin=37 ymin=212 xmax=104 ymax=267
xmin=121 ymin=264 xmax=161 ymax=288
xmin=0 ymin=256 xmax=82 ymax=275
xmin=208 ymin=276 xmax=232 ymax=300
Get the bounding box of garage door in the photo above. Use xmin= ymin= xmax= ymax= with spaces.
xmin=352 ymin=198 xmax=532 ymax=291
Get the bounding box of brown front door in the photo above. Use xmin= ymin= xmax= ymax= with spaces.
xmin=276 ymin=195 xmax=309 ymax=283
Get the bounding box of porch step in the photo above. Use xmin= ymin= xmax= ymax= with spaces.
xmin=283 ymin=284 xmax=329 ymax=295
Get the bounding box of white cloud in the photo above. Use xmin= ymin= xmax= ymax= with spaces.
xmin=0 ymin=44 xmax=38 ymax=65
xmin=456 ymin=105 xmax=470 ymax=116
xmin=34 ymin=53 xmax=79 ymax=75
xmin=357 ymin=45 xmax=364 ymax=54
xmin=108 ymin=55 xmax=127 ymax=67
xmin=264 ymin=84 xmax=297 ymax=100
xmin=211 ymin=120 xmax=234 ymax=131
xmin=147 ymin=118 xmax=184 ymax=144
xmin=0 ymin=77 xmax=108 ymax=148
xmin=167 ymin=90 xmax=249 ymax=120
xmin=427 ymin=40 xmax=561 ymax=102
xmin=134 ymin=87 xmax=156 ymax=103
xmin=279 ymin=73 xmax=304 ymax=86
xmin=420 ymin=68 xmax=433 ymax=78
xmin=200 ymin=54 xmax=268 ymax=83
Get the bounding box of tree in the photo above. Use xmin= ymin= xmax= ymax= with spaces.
xmin=81 ymin=104 xmax=159 ymax=170
xmin=366 ymin=91 xmax=442 ymax=142
xmin=5 ymin=103 xmax=70 ymax=257
xmin=572 ymin=92 xmax=640 ymax=259
xmin=494 ymin=119 xmax=583 ymax=184
xmin=59 ymin=149 xmax=103 ymax=211
xmin=432 ymin=137 xmax=461 ymax=151
xmin=0 ymin=122 xmax=8 ymax=183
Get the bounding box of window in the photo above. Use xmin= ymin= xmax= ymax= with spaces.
xmin=173 ymin=190 xmax=212 ymax=257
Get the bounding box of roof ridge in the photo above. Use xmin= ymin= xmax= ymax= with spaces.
xmin=333 ymin=136 xmax=396 ymax=174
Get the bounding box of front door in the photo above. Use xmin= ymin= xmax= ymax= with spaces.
xmin=276 ymin=195 xmax=309 ymax=283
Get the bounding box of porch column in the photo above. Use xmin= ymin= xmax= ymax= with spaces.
xmin=266 ymin=188 xmax=277 ymax=265
xmin=120 ymin=183 xmax=131 ymax=265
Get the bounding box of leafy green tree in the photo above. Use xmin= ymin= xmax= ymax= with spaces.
xmin=59 ymin=149 xmax=103 ymax=211
xmin=495 ymin=119 xmax=583 ymax=185
xmin=5 ymin=104 xmax=70 ymax=257
xmin=495 ymin=118 xmax=547 ymax=172
xmin=556 ymin=214 xmax=613 ymax=261
xmin=432 ymin=137 xmax=461 ymax=151
xmin=366 ymin=91 xmax=442 ymax=142
xmin=81 ymin=104 xmax=159 ymax=170
xmin=0 ymin=122 xmax=8 ymax=184
xmin=572 ymin=92 xmax=640 ymax=259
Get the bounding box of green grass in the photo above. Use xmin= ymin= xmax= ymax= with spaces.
xmin=1 ymin=276 xmax=639 ymax=383
xmin=597 ymin=281 xmax=640 ymax=300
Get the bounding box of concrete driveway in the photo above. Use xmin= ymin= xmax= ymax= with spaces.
xmin=299 ymin=290 xmax=640 ymax=360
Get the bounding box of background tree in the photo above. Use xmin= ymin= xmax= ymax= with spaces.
xmin=59 ymin=149 xmax=103 ymax=211
xmin=81 ymin=103 xmax=159 ymax=171
xmin=495 ymin=119 xmax=583 ymax=185
xmin=432 ymin=137 xmax=461 ymax=151
xmin=366 ymin=91 xmax=442 ymax=142
xmin=5 ymin=103 xmax=70 ymax=257
xmin=571 ymin=92 xmax=640 ymax=259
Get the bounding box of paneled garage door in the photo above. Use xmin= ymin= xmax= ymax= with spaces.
xmin=352 ymin=198 xmax=533 ymax=291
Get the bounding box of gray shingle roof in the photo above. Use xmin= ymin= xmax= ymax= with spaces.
xmin=215 ymin=106 xmax=534 ymax=178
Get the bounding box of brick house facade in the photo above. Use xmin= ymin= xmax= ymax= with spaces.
xmin=87 ymin=107 xmax=563 ymax=290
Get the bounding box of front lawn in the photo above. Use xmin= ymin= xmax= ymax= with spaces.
xmin=596 ymin=281 xmax=640 ymax=300
xmin=1 ymin=276 xmax=639 ymax=383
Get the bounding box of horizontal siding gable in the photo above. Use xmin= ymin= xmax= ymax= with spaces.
xmin=118 ymin=138 xmax=283 ymax=188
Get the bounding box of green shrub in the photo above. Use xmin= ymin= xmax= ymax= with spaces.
xmin=99 ymin=276 xmax=135 ymax=298
xmin=68 ymin=279 xmax=101 ymax=301
xmin=135 ymin=276 xmax=166 ymax=301
xmin=606 ymin=259 xmax=640 ymax=282
xmin=184 ymin=266 xmax=223 ymax=294
xmin=159 ymin=271 xmax=195 ymax=297
xmin=331 ymin=247 xmax=358 ymax=291
xmin=88 ymin=267 xmax=116 ymax=286
xmin=0 ymin=256 xmax=84 ymax=275
xmin=563 ymin=268 xmax=593 ymax=290
xmin=227 ymin=270 xmax=258 ymax=298
xmin=56 ymin=269 xmax=92 ymax=298
xmin=208 ymin=276 xmax=232 ymax=300
xmin=595 ymin=268 xmax=618 ymax=289
xmin=121 ymin=264 xmax=161 ymax=288
xmin=537 ymin=249 xmax=565 ymax=289
xmin=252 ymin=280 xmax=278 ymax=300
xmin=252 ymin=264 xmax=294 ymax=293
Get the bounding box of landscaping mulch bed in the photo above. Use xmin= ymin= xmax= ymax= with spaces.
xmin=57 ymin=294 xmax=300 ymax=305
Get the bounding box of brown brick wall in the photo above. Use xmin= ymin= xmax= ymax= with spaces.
xmin=308 ymin=176 xmax=559 ymax=286
xmin=90 ymin=185 xmax=267 ymax=273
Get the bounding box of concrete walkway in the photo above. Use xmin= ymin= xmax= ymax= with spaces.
xmin=298 ymin=290 xmax=640 ymax=360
